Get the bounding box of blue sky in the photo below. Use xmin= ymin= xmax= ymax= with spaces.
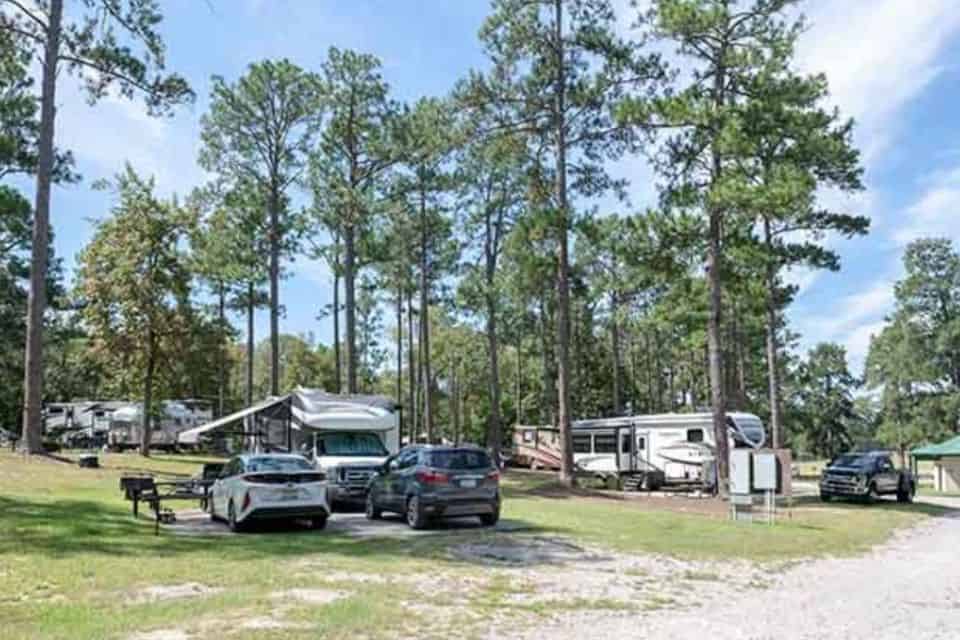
xmin=17 ymin=0 xmax=960 ymax=374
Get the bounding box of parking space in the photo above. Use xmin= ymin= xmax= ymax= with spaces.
xmin=166 ymin=508 xmax=526 ymax=538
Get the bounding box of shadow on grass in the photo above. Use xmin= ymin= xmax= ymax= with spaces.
xmin=790 ymin=494 xmax=959 ymax=518
xmin=0 ymin=494 xmax=570 ymax=567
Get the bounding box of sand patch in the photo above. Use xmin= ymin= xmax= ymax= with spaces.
xmin=132 ymin=582 xmax=221 ymax=603
xmin=449 ymin=535 xmax=606 ymax=566
xmin=271 ymin=588 xmax=346 ymax=605
xmin=129 ymin=630 xmax=190 ymax=640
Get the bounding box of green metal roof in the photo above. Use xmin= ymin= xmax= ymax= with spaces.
xmin=911 ymin=435 xmax=960 ymax=460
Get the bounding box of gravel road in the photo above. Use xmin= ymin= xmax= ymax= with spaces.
xmin=508 ymin=498 xmax=960 ymax=640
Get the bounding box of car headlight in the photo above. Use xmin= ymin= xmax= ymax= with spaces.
xmin=857 ymin=473 xmax=867 ymax=486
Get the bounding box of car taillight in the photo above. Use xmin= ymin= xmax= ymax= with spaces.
xmin=487 ymin=470 xmax=500 ymax=483
xmin=242 ymin=491 xmax=251 ymax=511
xmin=415 ymin=470 xmax=449 ymax=485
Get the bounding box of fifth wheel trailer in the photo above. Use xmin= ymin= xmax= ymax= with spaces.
xmin=513 ymin=412 xmax=766 ymax=490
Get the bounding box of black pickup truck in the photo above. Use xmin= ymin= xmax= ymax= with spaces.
xmin=819 ymin=451 xmax=915 ymax=503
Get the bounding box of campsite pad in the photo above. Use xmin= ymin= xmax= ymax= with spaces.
xmin=165 ymin=508 xmax=529 ymax=538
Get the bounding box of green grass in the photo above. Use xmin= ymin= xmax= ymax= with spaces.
xmin=0 ymin=453 xmax=950 ymax=639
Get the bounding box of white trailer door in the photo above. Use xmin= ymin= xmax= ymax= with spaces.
xmin=617 ymin=426 xmax=635 ymax=472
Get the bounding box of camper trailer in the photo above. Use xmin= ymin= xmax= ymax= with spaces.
xmin=513 ymin=412 xmax=766 ymax=490
xmin=108 ymin=400 xmax=212 ymax=451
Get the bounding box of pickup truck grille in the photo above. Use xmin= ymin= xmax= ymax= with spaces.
xmin=821 ymin=473 xmax=862 ymax=493
xmin=340 ymin=467 xmax=377 ymax=488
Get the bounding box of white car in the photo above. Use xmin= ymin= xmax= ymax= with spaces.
xmin=209 ymin=453 xmax=329 ymax=532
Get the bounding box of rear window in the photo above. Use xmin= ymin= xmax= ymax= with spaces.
xmin=245 ymin=457 xmax=313 ymax=473
xmin=426 ymin=450 xmax=492 ymax=470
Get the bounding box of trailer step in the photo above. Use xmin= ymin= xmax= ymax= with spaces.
xmin=622 ymin=474 xmax=646 ymax=491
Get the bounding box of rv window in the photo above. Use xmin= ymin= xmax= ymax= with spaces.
xmin=637 ymin=437 xmax=646 ymax=451
xmin=572 ymin=435 xmax=591 ymax=453
xmin=687 ymin=429 xmax=704 ymax=443
xmin=621 ymin=434 xmax=631 ymax=454
xmin=523 ymin=431 xmax=534 ymax=443
xmin=594 ymin=434 xmax=617 ymax=454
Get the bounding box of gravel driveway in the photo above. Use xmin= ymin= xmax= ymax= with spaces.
xmin=510 ymin=497 xmax=960 ymax=640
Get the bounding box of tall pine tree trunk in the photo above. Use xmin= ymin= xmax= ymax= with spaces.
xmin=246 ymin=281 xmax=255 ymax=407
xmin=406 ymin=288 xmax=417 ymax=444
xmin=21 ymin=0 xmax=63 ymax=454
xmin=763 ymin=217 xmax=782 ymax=448
xmin=333 ymin=266 xmax=341 ymax=393
xmin=484 ymin=217 xmax=503 ymax=466
xmin=611 ymin=294 xmax=622 ymax=415
xmin=141 ymin=329 xmax=156 ymax=457
xmin=395 ymin=285 xmax=403 ymax=430
xmin=553 ymin=0 xmax=575 ymax=487
xmin=705 ymin=45 xmax=730 ymax=493
xmin=418 ymin=188 xmax=434 ymax=442
xmin=217 ymin=282 xmax=226 ymax=418
xmin=516 ymin=338 xmax=523 ymax=425
xmin=268 ymin=183 xmax=280 ymax=396
xmin=450 ymin=359 xmax=460 ymax=446
xmin=344 ymin=223 xmax=358 ymax=393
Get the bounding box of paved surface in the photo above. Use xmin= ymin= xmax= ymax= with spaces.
xmin=166 ymin=508 xmax=524 ymax=537
xmin=512 ymin=496 xmax=960 ymax=640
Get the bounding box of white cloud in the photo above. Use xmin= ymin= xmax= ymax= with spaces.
xmin=840 ymin=319 xmax=888 ymax=375
xmin=784 ymin=266 xmax=818 ymax=297
xmin=292 ymin=256 xmax=333 ymax=288
xmin=816 ymin=281 xmax=894 ymax=338
xmin=797 ymin=0 xmax=960 ymax=163
xmin=792 ymin=280 xmax=895 ymax=373
xmin=55 ymin=81 xmax=204 ymax=196
xmin=894 ymin=167 xmax=960 ymax=246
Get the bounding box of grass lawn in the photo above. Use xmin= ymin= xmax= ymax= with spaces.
xmin=0 ymin=452 xmax=950 ymax=640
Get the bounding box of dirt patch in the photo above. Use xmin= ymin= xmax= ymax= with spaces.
xmin=239 ymin=616 xmax=310 ymax=630
xmin=271 ymin=588 xmax=346 ymax=605
xmin=131 ymin=582 xmax=221 ymax=603
xmin=450 ymin=535 xmax=607 ymax=566
xmin=129 ymin=630 xmax=190 ymax=640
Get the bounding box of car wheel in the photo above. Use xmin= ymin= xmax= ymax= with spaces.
xmin=209 ymin=500 xmax=218 ymax=522
xmin=897 ymin=481 xmax=915 ymax=504
xmin=406 ymin=496 xmax=428 ymax=530
xmin=365 ymin=493 xmax=382 ymax=520
xmin=227 ymin=500 xmax=244 ymax=533
xmin=480 ymin=506 xmax=500 ymax=527
xmin=310 ymin=514 xmax=328 ymax=530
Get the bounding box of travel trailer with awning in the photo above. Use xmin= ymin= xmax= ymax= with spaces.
xmin=513 ymin=412 xmax=766 ymax=490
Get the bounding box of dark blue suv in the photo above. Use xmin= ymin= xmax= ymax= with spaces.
xmin=365 ymin=445 xmax=501 ymax=529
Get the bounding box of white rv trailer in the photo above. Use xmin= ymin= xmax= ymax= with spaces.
xmin=572 ymin=412 xmax=765 ymax=488
xmin=108 ymin=400 xmax=213 ymax=451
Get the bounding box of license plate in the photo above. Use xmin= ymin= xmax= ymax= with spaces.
xmin=277 ymin=489 xmax=299 ymax=501
xmin=460 ymin=479 xmax=477 ymax=488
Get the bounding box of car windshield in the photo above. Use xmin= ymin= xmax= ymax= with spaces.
xmin=317 ymin=432 xmax=387 ymax=457
xmin=830 ymin=454 xmax=874 ymax=468
xmin=426 ymin=450 xmax=492 ymax=470
xmin=245 ymin=457 xmax=313 ymax=473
